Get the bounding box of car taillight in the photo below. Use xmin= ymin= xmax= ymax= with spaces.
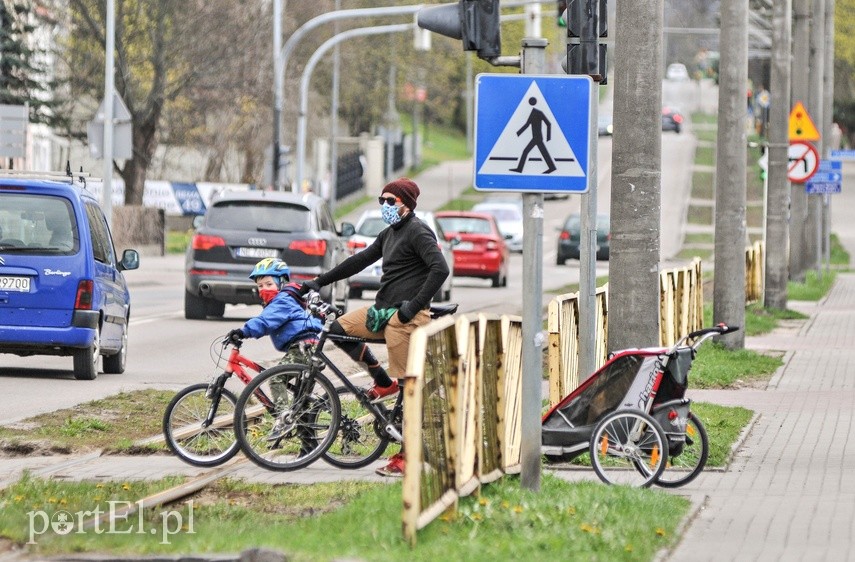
xmin=673 ymin=113 xmax=684 ymax=124
xmin=74 ymin=280 xmax=94 ymax=310
xmin=191 ymin=234 xmax=226 ymax=251
xmin=559 ymin=231 xmax=571 ymax=240
xmin=290 ymin=239 xmax=327 ymax=256
xmin=485 ymin=241 xmax=498 ymax=250
xmin=347 ymin=240 xmax=366 ymax=254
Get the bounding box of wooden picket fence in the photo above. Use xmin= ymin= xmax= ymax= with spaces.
xmin=402 ymin=242 xmax=765 ymax=542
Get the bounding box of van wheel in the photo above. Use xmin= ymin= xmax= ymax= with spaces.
xmin=185 ymin=290 xmax=208 ymax=320
xmin=73 ymin=328 xmax=100 ymax=380
xmin=103 ymin=325 xmax=128 ymax=374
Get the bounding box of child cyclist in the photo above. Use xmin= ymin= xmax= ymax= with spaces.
xmin=226 ymin=258 xmax=322 ymax=364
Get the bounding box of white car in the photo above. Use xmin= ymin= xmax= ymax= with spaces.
xmin=666 ymin=63 xmax=690 ymax=81
xmin=346 ymin=209 xmax=454 ymax=301
xmin=471 ymin=201 xmax=524 ymax=253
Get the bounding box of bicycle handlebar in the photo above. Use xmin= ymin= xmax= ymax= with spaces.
xmin=304 ymin=291 xmax=342 ymax=319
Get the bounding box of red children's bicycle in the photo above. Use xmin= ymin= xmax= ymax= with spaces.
xmin=162 ymin=337 xmax=276 ymax=467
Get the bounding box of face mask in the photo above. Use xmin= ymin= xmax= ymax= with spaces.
xmin=258 ymin=288 xmax=279 ymax=305
xmin=381 ymin=202 xmax=402 ymax=225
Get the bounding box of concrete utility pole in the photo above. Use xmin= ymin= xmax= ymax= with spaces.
xmin=713 ymin=0 xmax=747 ymax=349
xmin=608 ymin=0 xmax=663 ymax=351
xmin=789 ymin=0 xmax=811 ymax=282
xmin=822 ymin=0 xmax=836 ymax=272
xmin=764 ymin=0 xmax=792 ymax=311
xmin=101 ymin=0 xmax=115 ymax=227
xmin=807 ymin=0 xmax=825 ymax=274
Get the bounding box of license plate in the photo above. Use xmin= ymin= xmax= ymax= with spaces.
xmin=456 ymin=241 xmax=474 ymax=251
xmin=0 ymin=275 xmax=30 ymax=292
xmin=236 ymin=247 xmax=279 ymax=259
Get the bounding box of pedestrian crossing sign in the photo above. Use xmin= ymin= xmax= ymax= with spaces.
xmin=474 ymin=74 xmax=594 ymax=193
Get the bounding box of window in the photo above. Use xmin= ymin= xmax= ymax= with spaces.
xmin=85 ymin=202 xmax=115 ymax=265
xmin=207 ymin=201 xmax=311 ymax=233
xmin=0 ymin=193 xmax=78 ymax=254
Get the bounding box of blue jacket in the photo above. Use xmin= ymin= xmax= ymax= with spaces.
xmin=241 ymin=291 xmax=322 ymax=351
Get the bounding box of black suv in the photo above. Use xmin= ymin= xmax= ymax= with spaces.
xmin=184 ymin=190 xmax=354 ymax=319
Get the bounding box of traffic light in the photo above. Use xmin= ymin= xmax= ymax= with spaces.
xmin=561 ymin=0 xmax=608 ymax=84
xmin=417 ymin=1 xmax=501 ymax=60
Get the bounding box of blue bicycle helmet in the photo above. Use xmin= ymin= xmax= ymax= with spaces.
xmin=249 ymin=258 xmax=290 ymax=287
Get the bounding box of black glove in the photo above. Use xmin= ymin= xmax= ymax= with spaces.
xmin=227 ymin=329 xmax=245 ymax=343
xmin=396 ymin=300 xmax=419 ymax=324
xmin=299 ymin=279 xmax=322 ymax=296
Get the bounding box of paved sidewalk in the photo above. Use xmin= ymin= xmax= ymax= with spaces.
xmin=663 ymin=274 xmax=855 ymax=561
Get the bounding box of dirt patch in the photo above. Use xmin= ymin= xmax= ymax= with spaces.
xmin=0 ymin=440 xmax=72 ymax=457
xmin=188 ymin=488 xmax=346 ymax=518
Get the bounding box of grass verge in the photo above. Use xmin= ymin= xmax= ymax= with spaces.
xmin=692 ymin=402 xmax=753 ymax=467
xmin=690 ymin=342 xmax=782 ymax=389
xmin=0 ymin=390 xmax=173 ymax=454
xmin=1 ymin=474 xmax=688 ymax=561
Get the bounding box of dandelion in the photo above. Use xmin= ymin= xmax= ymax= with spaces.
xmin=656 ymin=528 xmax=666 ymax=537
xmin=13 ymin=495 xmax=23 ymax=503
xmin=59 ymin=498 xmax=67 ymax=506
xmin=513 ymin=505 xmax=524 ymax=513
xmin=122 ymin=483 xmax=130 ymax=491
xmin=567 ymin=506 xmax=577 ymax=516
xmin=501 ymin=501 xmax=510 ymax=509
xmin=478 ymin=497 xmax=489 ymax=507
xmin=580 ymin=523 xmax=595 ymax=533
xmin=471 ymin=512 xmax=483 ymax=521
xmin=95 ymin=484 xmax=104 ymax=489
xmin=48 ymin=497 xmax=57 ymax=504
xmin=625 ymin=544 xmax=634 ymax=552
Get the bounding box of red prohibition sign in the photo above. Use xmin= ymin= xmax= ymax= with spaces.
xmin=787 ymin=141 xmax=820 ymax=183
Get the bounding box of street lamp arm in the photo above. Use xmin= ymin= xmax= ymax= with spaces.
xmin=295 ymin=22 xmax=415 ymax=192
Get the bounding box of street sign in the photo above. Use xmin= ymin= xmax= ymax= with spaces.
xmin=830 ymin=149 xmax=855 ymax=161
xmin=0 ymin=104 xmax=27 ymax=158
xmin=788 ymin=101 xmax=821 ymax=141
xmin=474 ymin=74 xmax=594 ymax=193
xmin=806 ymin=159 xmax=842 ymax=194
xmin=87 ymin=92 xmax=133 ymax=160
xmin=788 ymin=141 xmax=820 ymax=183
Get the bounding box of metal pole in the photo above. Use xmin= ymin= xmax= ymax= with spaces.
xmin=520 ymin=37 xmax=547 ymax=493
xmin=272 ymin=0 xmax=282 ymax=190
xmin=570 ymin=0 xmax=600 ymax=377
xmin=296 ymin=23 xmax=414 ymax=193
xmin=102 ymin=0 xmax=115 ymax=227
xmin=329 ymin=0 xmax=341 ymax=213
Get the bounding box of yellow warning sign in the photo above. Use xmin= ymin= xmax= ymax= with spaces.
xmin=789 ymin=101 xmax=821 ymax=141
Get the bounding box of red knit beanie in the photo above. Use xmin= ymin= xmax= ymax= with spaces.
xmin=382 ymin=177 xmax=420 ymax=210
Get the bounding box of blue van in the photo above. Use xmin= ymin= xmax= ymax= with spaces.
xmin=0 ymin=172 xmax=139 ymax=380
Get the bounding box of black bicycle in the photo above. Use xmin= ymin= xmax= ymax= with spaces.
xmin=232 ymin=292 xmax=458 ymax=471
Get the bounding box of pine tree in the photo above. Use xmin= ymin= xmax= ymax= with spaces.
xmin=0 ymin=0 xmax=61 ymax=126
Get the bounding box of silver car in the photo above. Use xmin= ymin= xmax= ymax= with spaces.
xmin=471 ymin=201 xmax=524 ymax=252
xmin=346 ymin=209 xmax=454 ymax=302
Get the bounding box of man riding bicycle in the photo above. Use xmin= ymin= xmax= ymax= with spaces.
xmin=300 ymin=177 xmax=450 ymax=476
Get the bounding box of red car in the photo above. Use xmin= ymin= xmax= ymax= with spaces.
xmin=435 ymin=211 xmax=509 ymax=287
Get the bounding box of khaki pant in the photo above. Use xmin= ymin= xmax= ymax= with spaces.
xmin=337 ymin=305 xmax=431 ymax=377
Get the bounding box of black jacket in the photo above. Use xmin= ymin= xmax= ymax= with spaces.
xmin=316 ymin=212 xmax=449 ymax=312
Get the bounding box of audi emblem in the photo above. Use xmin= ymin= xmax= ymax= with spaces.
xmin=247 ymin=238 xmax=267 ymax=246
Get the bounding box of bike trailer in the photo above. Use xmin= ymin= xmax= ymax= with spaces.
xmin=541 ymin=348 xmax=665 ymax=459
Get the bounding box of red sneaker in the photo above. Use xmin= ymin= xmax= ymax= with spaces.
xmin=375 ymin=453 xmax=405 ymax=477
xmin=366 ymin=380 xmax=399 ymax=401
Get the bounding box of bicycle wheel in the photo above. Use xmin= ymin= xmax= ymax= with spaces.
xmin=321 ymin=386 xmax=390 ymax=469
xmin=234 ymin=364 xmax=340 ymax=472
xmin=589 ymin=409 xmax=668 ymax=488
xmin=162 ymin=383 xmax=240 ymax=467
xmin=655 ymin=412 xmax=709 ymax=488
